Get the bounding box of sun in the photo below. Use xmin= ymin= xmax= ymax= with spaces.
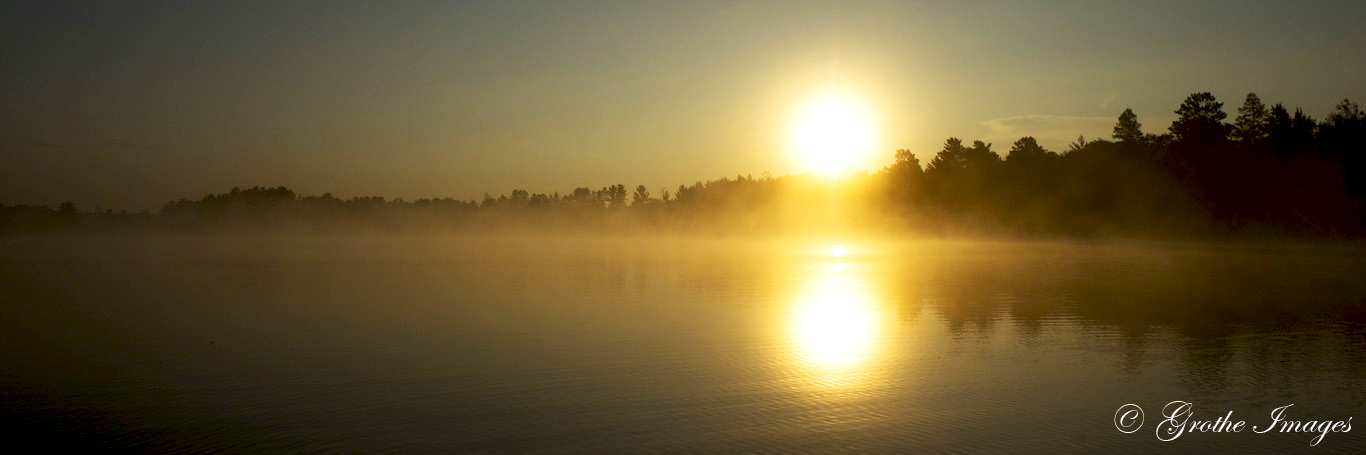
xmin=789 ymin=90 xmax=877 ymax=175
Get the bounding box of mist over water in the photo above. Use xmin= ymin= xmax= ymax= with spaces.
xmin=3 ymin=234 xmax=1363 ymax=453
xmin=5 ymin=1 xmax=1365 ymax=452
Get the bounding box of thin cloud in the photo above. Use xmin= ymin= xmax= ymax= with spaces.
xmin=980 ymin=114 xmax=1114 ymax=152
xmin=1099 ymin=93 xmax=1118 ymax=108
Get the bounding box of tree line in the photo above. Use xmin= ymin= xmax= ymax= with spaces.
xmin=4 ymin=92 xmax=1363 ymax=237
xmin=882 ymin=93 xmax=1365 ymax=236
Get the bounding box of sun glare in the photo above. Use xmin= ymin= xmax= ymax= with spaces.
xmin=790 ymin=264 xmax=881 ymax=371
xmin=789 ymin=90 xmax=877 ymax=175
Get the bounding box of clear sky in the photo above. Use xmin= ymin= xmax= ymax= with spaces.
xmin=3 ymin=0 xmax=1364 ymax=211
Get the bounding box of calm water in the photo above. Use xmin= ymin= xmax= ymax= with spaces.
xmin=3 ymin=235 xmax=1365 ymax=453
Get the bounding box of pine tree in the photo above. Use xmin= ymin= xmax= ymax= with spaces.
xmin=1112 ymin=108 xmax=1144 ymax=143
xmin=1232 ymin=93 xmax=1270 ymax=144
xmin=1169 ymin=92 xmax=1229 ymax=144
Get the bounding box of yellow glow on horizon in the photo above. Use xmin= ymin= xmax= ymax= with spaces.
xmin=788 ymin=90 xmax=878 ymax=176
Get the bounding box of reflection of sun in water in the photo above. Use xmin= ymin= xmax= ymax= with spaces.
xmin=789 ymin=263 xmax=880 ymax=372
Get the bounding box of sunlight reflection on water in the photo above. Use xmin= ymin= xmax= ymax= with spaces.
xmin=4 ymin=236 xmax=1366 ymax=453
xmin=787 ymin=252 xmax=890 ymax=389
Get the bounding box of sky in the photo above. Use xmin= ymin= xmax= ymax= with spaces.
xmin=3 ymin=0 xmax=1365 ymax=211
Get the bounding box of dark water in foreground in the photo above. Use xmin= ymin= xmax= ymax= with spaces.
xmin=2 ymin=235 xmax=1365 ymax=453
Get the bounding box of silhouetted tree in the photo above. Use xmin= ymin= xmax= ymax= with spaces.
xmin=891 ymin=149 xmax=924 ymax=183
xmin=1067 ymin=135 xmax=1088 ymax=154
xmin=1006 ymin=137 xmax=1056 ymax=164
xmin=885 ymin=148 xmax=925 ymax=203
xmin=925 ymin=138 xmax=1003 ymax=213
xmin=893 ymin=149 xmax=920 ymax=172
xmin=610 ymin=184 xmax=627 ymax=208
xmin=1266 ymin=103 xmax=1296 ymax=158
xmin=1170 ymin=92 xmax=1229 ymax=145
xmin=565 ymin=187 xmax=593 ymax=208
xmin=999 ymin=136 xmax=1065 ymax=230
xmin=1166 ymin=93 xmax=1237 ymax=223
xmin=1320 ymin=99 xmax=1366 ymax=198
xmin=1320 ymin=99 xmax=1365 ymax=159
xmin=1112 ymin=108 xmax=1144 ymax=144
xmin=927 ymin=137 xmax=969 ymax=174
xmin=1143 ymin=133 xmax=1174 ymax=150
xmin=632 ymin=185 xmax=652 ymax=206
xmin=965 ymin=140 xmax=1001 ymax=168
xmin=509 ymin=189 xmax=530 ymax=206
xmin=1290 ymin=108 xmax=1318 ymax=155
xmin=1233 ymin=93 xmax=1269 ymax=145
xmin=1323 ymin=99 xmax=1365 ymax=132
xmin=57 ymin=202 xmax=75 ymax=219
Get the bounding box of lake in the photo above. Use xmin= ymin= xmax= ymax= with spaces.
xmin=2 ymin=235 xmax=1364 ymax=453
